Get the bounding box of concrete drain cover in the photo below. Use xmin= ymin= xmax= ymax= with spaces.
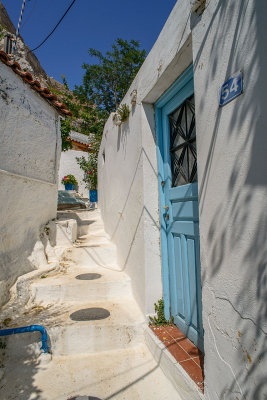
xmin=67 ymin=397 xmax=102 ymax=400
xmin=68 ymin=397 xmax=102 ymax=400
xmin=75 ymin=273 xmax=101 ymax=280
xmin=70 ymin=308 xmax=110 ymax=321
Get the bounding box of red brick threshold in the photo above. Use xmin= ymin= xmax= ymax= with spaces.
xmin=150 ymin=325 xmax=204 ymax=392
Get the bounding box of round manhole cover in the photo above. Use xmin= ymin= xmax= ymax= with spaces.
xmin=75 ymin=273 xmax=101 ymax=280
xmin=70 ymin=308 xmax=110 ymax=321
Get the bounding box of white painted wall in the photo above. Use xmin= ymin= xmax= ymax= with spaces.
xmin=98 ymin=0 xmax=192 ymax=318
xmin=0 ymin=61 xmax=61 ymax=306
xmin=99 ymin=0 xmax=267 ymax=398
xmin=191 ymin=1 xmax=267 ymax=398
xmin=58 ymin=149 xmax=88 ymax=198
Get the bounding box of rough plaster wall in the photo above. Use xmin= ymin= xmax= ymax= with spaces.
xmin=0 ymin=62 xmax=60 ymax=306
xmin=58 ymin=150 xmax=88 ymax=198
xmin=192 ymin=0 xmax=267 ymax=398
xmin=99 ymin=105 xmax=146 ymax=313
xmin=98 ymin=0 xmax=192 ymax=316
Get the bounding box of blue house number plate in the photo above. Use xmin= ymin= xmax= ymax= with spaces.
xmin=219 ymin=72 xmax=243 ymax=107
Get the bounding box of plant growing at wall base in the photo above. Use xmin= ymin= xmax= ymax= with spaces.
xmin=117 ymin=104 xmax=130 ymax=122
xmin=149 ymin=299 xmax=173 ymax=326
xmin=61 ymin=174 xmax=77 ymax=186
xmin=76 ymin=155 xmax=97 ymax=190
xmin=76 ymin=134 xmax=101 ymax=190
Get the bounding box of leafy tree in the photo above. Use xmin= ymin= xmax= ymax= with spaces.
xmin=57 ymin=38 xmax=146 ymax=185
xmin=50 ymin=77 xmax=107 ymax=151
xmin=75 ymin=38 xmax=146 ymax=113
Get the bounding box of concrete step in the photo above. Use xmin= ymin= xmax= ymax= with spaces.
xmin=5 ymin=299 xmax=145 ymax=357
xmin=69 ymin=243 xmax=120 ymax=271
xmin=57 ymin=209 xmax=109 ymax=239
xmin=0 ymin=344 xmax=182 ymax=400
xmin=30 ymin=267 xmax=132 ymax=303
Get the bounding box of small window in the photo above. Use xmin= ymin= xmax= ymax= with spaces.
xmin=168 ymin=95 xmax=197 ymax=187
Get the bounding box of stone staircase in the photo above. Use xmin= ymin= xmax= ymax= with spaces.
xmin=0 ymin=209 xmax=182 ymax=400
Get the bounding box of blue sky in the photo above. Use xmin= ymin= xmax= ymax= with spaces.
xmin=2 ymin=0 xmax=177 ymax=89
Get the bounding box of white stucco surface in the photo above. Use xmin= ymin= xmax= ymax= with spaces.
xmin=99 ymin=0 xmax=267 ymax=398
xmin=98 ymin=0 xmax=192 ymax=318
xmin=191 ymin=1 xmax=267 ymax=398
xmin=58 ymin=149 xmax=88 ymax=198
xmin=0 ymin=61 xmax=61 ymax=306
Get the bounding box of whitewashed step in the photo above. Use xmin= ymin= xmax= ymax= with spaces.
xmin=0 ymin=344 xmax=182 ymax=400
xmin=30 ymin=267 xmax=132 ymax=303
xmin=5 ymin=299 xmax=145 ymax=357
xmin=69 ymin=243 xmax=120 ymax=270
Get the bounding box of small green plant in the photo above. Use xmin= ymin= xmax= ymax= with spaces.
xmin=0 ymin=339 xmax=6 ymax=349
xmin=149 ymin=299 xmax=173 ymax=326
xmin=3 ymin=318 xmax=12 ymax=327
xmin=117 ymin=104 xmax=130 ymax=122
xmin=41 ymin=275 xmax=47 ymax=279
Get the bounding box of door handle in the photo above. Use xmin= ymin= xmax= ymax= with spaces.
xmin=163 ymin=206 xmax=169 ymax=211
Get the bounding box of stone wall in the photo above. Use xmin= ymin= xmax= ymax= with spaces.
xmin=0 ymin=61 xmax=61 ymax=306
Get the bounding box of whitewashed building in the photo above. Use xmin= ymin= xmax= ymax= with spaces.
xmin=98 ymin=0 xmax=267 ymax=398
xmin=0 ymin=50 xmax=71 ymax=307
xmin=58 ymin=131 xmax=92 ymax=198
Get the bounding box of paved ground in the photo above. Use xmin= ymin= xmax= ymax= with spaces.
xmin=0 ymin=209 xmax=182 ymax=400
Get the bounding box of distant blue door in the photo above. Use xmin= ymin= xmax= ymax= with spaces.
xmin=156 ymin=65 xmax=203 ymax=350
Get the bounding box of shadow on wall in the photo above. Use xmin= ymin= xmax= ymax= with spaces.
xmin=112 ymin=102 xmax=158 ymax=250
xmin=191 ymin=1 xmax=267 ymax=398
xmin=110 ymin=145 xmax=160 ymax=271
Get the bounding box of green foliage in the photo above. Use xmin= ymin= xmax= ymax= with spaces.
xmin=60 ymin=118 xmax=72 ymax=152
xmin=51 ymin=76 xmax=107 ymax=152
xmin=61 ymin=174 xmax=77 ymax=185
xmin=149 ymin=299 xmax=173 ymax=326
xmin=75 ymin=38 xmax=146 ymax=113
xmin=55 ymin=38 xmax=146 ymax=187
xmin=76 ymin=136 xmax=100 ymax=190
xmin=117 ymin=103 xmax=130 ymax=122
xmin=0 ymin=25 xmax=4 ymax=41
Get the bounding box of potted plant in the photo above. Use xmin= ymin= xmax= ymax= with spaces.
xmin=76 ymin=155 xmax=98 ymax=202
xmin=61 ymin=174 xmax=77 ymax=190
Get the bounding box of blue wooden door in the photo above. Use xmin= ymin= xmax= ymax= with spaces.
xmin=156 ymin=66 xmax=203 ymax=350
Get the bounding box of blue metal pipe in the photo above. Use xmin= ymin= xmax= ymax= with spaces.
xmin=0 ymin=325 xmax=49 ymax=353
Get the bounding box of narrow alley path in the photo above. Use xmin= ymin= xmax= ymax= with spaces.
xmin=0 ymin=209 xmax=181 ymax=400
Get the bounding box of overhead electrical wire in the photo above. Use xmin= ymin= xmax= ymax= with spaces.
xmin=29 ymin=0 xmax=78 ymax=53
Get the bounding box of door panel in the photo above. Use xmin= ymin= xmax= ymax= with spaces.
xmin=155 ymin=65 xmax=203 ymax=351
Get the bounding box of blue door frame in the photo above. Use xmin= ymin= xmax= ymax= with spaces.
xmin=155 ymin=65 xmax=204 ymax=350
